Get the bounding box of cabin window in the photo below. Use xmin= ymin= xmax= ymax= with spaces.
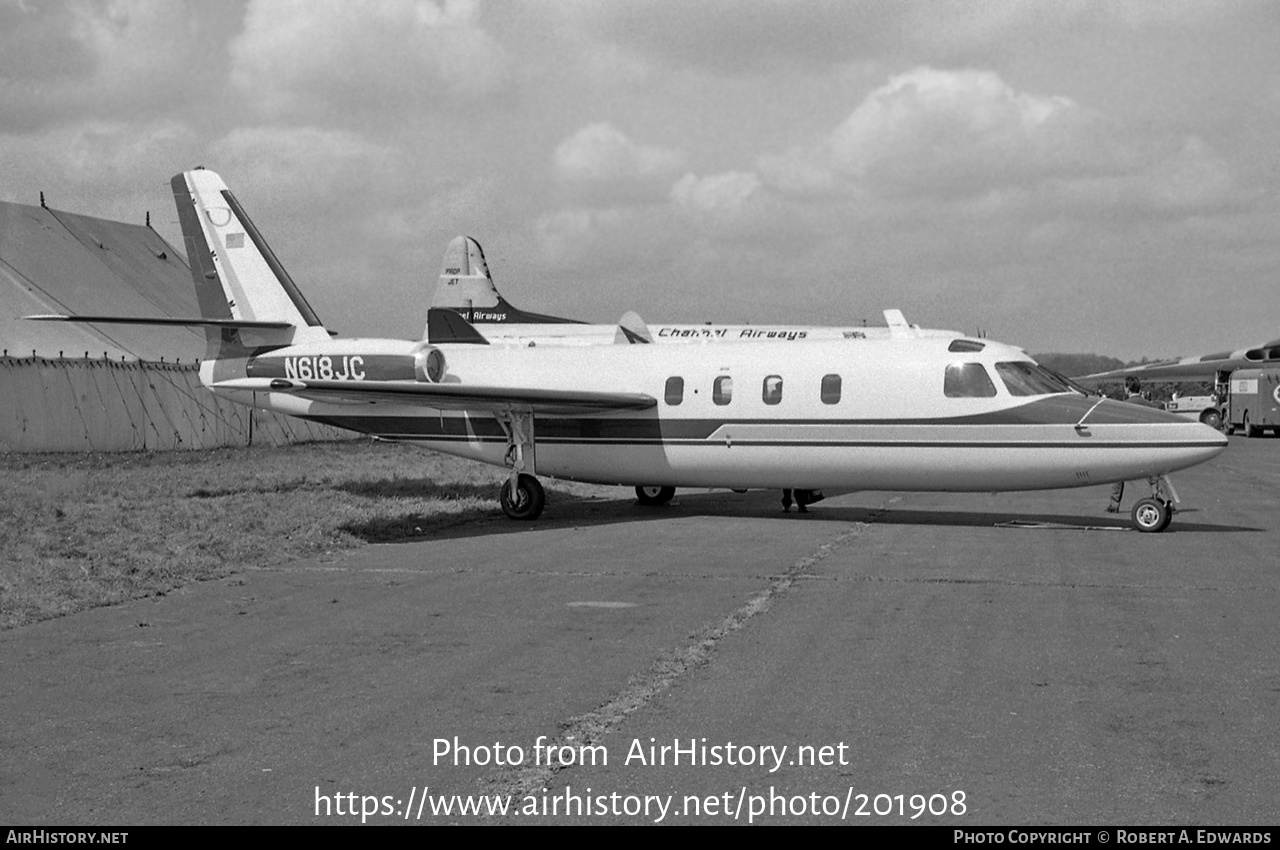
xmin=664 ymin=376 xmax=684 ymax=406
xmin=821 ymin=374 xmax=841 ymax=404
xmin=762 ymin=375 xmax=783 ymax=405
xmin=944 ymin=362 xmax=997 ymax=398
xmin=995 ymin=362 xmax=1072 ymax=397
xmin=713 ymin=375 xmax=733 ymax=406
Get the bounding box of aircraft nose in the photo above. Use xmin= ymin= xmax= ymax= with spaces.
xmin=1160 ymin=413 xmax=1229 ymax=468
xmin=1054 ymin=395 xmax=1228 ymax=473
xmin=1190 ymin=420 xmax=1229 ymax=450
xmin=1083 ymin=397 xmax=1187 ymax=425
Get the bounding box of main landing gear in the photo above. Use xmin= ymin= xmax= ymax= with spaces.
xmin=781 ymin=489 xmax=825 ymax=513
xmin=497 ymin=410 xmax=545 ymax=520
xmin=635 ymin=485 xmax=675 ymax=506
xmin=501 ymin=473 xmax=545 ymax=520
xmin=1130 ymin=475 xmax=1179 ymax=533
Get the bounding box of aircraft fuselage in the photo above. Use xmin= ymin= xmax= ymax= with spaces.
xmin=211 ymin=335 xmax=1227 ymax=493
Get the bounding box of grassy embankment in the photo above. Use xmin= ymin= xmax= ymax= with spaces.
xmin=0 ymin=440 xmax=615 ymax=630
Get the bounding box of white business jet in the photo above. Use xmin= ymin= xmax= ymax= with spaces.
xmin=30 ymin=170 xmax=1228 ymax=532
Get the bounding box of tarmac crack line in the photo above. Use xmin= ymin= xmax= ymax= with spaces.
xmin=474 ymin=522 xmax=868 ymax=814
xmin=242 ymin=564 xmax=781 ymax=582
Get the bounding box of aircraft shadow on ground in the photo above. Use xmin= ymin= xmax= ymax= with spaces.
xmin=337 ymin=484 xmax=1261 ymax=544
xmin=333 ymin=478 xmax=507 ymax=542
xmin=335 ymin=478 xmax=496 ymax=501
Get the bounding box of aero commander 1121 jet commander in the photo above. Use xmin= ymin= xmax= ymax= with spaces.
xmin=29 ymin=169 xmax=1228 ymax=532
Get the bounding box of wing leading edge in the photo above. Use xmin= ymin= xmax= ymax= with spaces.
xmin=1077 ymin=338 xmax=1280 ymax=384
xmin=213 ymin=377 xmax=656 ymax=415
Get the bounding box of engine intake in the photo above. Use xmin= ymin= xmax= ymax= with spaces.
xmin=413 ymin=343 xmax=447 ymax=383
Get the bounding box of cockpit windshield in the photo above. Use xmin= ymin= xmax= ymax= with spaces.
xmin=995 ymin=362 xmax=1076 ymax=397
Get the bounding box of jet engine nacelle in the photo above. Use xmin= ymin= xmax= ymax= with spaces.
xmin=413 ymin=342 xmax=447 ymax=383
xmin=1244 ymin=344 xmax=1280 ymax=363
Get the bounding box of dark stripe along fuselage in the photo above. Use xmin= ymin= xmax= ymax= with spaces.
xmin=297 ymin=394 xmax=1225 ymax=492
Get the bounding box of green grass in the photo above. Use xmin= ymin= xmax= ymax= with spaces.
xmin=0 ymin=440 xmax=617 ymax=630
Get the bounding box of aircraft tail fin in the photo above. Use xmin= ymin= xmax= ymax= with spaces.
xmin=614 ymin=311 xmax=652 ymax=345
xmin=433 ymin=235 xmax=495 ymax=312
xmin=430 ymin=235 xmax=583 ymax=329
xmin=171 ymin=169 xmax=330 ymax=368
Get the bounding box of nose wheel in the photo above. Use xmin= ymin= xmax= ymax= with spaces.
xmin=1129 ymin=474 xmax=1179 ymax=533
xmin=1130 ymin=497 xmax=1173 ymax=533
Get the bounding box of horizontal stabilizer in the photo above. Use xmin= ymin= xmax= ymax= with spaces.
xmin=614 ymin=311 xmax=652 ymax=345
xmin=26 ymin=314 xmax=294 ymax=330
xmin=214 ymin=376 xmax=656 ymax=415
xmin=426 ymin=308 xmax=491 ymax=345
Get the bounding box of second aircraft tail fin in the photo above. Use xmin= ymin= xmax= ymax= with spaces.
xmin=430 ymin=235 xmax=582 ymax=330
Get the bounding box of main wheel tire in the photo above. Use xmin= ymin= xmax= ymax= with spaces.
xmin=1244 ymin=413 xmax=1259 ymax=438
xmin=635 ymin=485 xmax=675 ymax=506
xmin=1131 ymin=497 xmax=1170 ymax=533
xmin=501 ymin=474 xmax=546 ymax=520
xmin=1200 ymin=409 xmax=1222 ymax=430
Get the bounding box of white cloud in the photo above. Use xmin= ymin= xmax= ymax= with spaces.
xmin=71 ymin=0 xmax=198 ymax=90
xmin=211 ymin=126 xmax=399 ymax=186
xmin=1044 ymin=136 xmax=1241 ymax=216
xmin=826 ymin=67 xmax=1098 ymax=197
xmin=554 ymin=123 xmax=684 ymax=186
xmin=753 ymin=65 xmax=1244 ymax=217
xmin=550 ymin=1 xmax=1250 ymax=76
xmin=1143 ymin=137 xmax=1237 ymax=210
xmin=230 ymin=0 xmax=510 ymax=118
xmin=541 ymin=0 xmax=901 ymax=74
xmin=535 ymin=207 xmax=626 ymax=267
xmin=0 ymin=0 xmax=205 ymax=130
xmin=756 ymin=148 xmax=840 ymax=197
xmin=1 ymin=119 xmax=199 ymax=184
xmin=670 ymin=171 xmax=762 ymax=218
xmin=572 ymin=41 xmax=654 ymax=90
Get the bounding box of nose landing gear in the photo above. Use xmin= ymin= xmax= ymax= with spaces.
xmin=1130 ymin=475 xmax=1179 ymax=533
xmin=1131 ymin=497 xmax=1172 ymax=533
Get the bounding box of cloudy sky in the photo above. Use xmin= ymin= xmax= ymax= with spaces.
xmin=3 ymin=0 xmax=1279 ymax=359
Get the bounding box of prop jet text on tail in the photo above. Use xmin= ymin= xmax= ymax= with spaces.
xmin=30 ymin=170 xmax=1228 ymax=531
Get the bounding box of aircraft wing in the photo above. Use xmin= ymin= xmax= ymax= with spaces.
xmin=213 ymin=377 xmax=656 ymax=415
xmin=26 ymin=314 xmax=293 ymax=329
xmin=1077 ymin=338 xmax=1280 ymax=384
